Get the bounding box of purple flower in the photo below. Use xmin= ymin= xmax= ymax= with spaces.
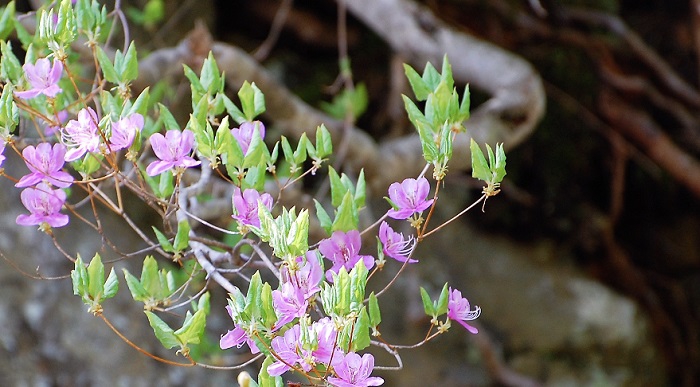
xmin=267 ymin=324 xmax=307 ymax=376
xmin=231 ymin=187 xmax=274 ymax=229
xmin=109 ymin=113 xmax=143 ymax=151
xmin=447 ymin=287 xmax=480 ymax=334
xmin=15 ymin=142 xmax=73 ymax=188
xmin=0 ymin=138 xmax=6 ymax=167
xmin=281 ymin=252 xmax=324 ymax=300
xmin=386 ymin=177 xmax=434 ymax=220
xmin=378 ymin=221 xmax=417 ymax=263
xmin=328 ymin=352 xmax=384 ymax=387
xmin=41 ymin=110 xmax=69 ymax=136
xmin=15 ymin=58 xmax=63 ymax=99
xmin=63 ymin=107 xmax=102 ymax=162
xmin=272 ymin=282 xmax=308 ymax=329
xmin=220 ymin=305 xmax=260 ymax=354
xmin=312 ymin=317 xmax=338 ymax=365
xmin=319 ymin=230 xmax=374 ymax=282
xmin=146 ymin=129 xmax=200 ymax=176
xmin=231 ymin=121 xmax=265 ymax=155
xmin=16 ymin=182 xmax=69 ymax=228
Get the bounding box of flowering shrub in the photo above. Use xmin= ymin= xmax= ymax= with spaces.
xmin=0 ymin=1 xmax=507 ymax=386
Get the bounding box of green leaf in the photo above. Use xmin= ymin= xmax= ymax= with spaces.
xmin=87 ymin=253 xmax=106 ymax=300
xmin=0 ymin=84 xmax=19 ymax=136
xmin=152 ymin=226 xmax=175 ymax=253
xmin=259 ymin=282 xmax=276 ymax=329
xmin=403 ymin=63 xmax=431 ymax=101
xmin=242 ymin=123 xmax=268 ymax=168
xmin=0 ymin=41 xmax=21 ymax=82
xmin=419 ymin=287 xmax=436 ymax=317
xmin=199 ymin=52 xmax=221 ymax=95
xmin=127 ymin=87 xmax=150 ymax=116
xmin=221 ymin=94 xmax=246 ymax=124
xmin=71 ymin=255 xmax=88 ymax=296
xmin=470 ymin=138 xmax=491 ymax=182
xmin=286 ymin=209 xmax=309 ymax=258
xmin=494 ymin=143 xmax=507 ymax=183
xmin=174 ymin=220 xmax=191 ymax=252
xmin=328 ymin=167 xmax=345 ymax=208
xmin=182 ymin=64 xmax=205 ymax=100
xmin=120 ymin=41 xmax=138 ymax=82
xmin=0 ymin=1 xmax=16 ymax=41
xmin=141 ymin=255 xmax=160 ymax=296
xmin=314 ymin=199 xmax=332 ymax=235
xmin=238 ymin=81 xmax=265 ymax=121
xmin=245 ymin=272 xmax=263 ymax=319
xmin=293 ymin=133 xmax=309 ymax=166
xmin=354 ymin=169 xmax=366 ymax=209
xmin=103 ymin=268 xmax=119 ymax=299
xmin=175 ymin=309 xmax=206 ymax=345
xmin=96 ymin=46 xmax=119 ymax=83
xmin=422 ymin=62 xmax=440 ymax=90
xmin=123 ymin=268 xmax=148 ymax=302
xmin=145 ymin=311 xmax=180 ymax=349
xmin=332 ymin=191 xmax=359 ymax=232
xmin=440 ymin=54 xmax=454 ymax=91
xmin=258 ymin=356 xmax=283 ymax=387
xmin=458 ymin=84 xmax=471 ymax=121
xmin=368 ymin=292 xmax=381 ymax=328
xmin=352 ymin=307 xmax=371 ymax=351
xmin=314 ymin=124 xmax=333 ymax=159
xmin=436 ymin=282 xmax=450 ymax=315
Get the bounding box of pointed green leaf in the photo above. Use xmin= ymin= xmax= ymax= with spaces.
xmin=315 ymin=124 xmax=333 ymax=159
xmin=258 ymin=356 xmax=284 ymax=387
xmin=0 ymin=41 xmax=21 ymax=82
xmin=175 ymin=308 xmax=206 ymax=345
xmin=403 ymin=63 xmax=431 ymax=101
xmin=121 ymin=41 xmax=138 ymax=82
xmin=141 ymin=255 xmax=160 ymax=296
xmin=152 ymin=227 xmax=175 ymax=253
xmin=328 ymin=167 xmax=345 ymax=208
xmin=331 ymin=192 xmax=359 ymax=232
xmin=145 ymin=311 xmax=180 ymax=349
xmin=103 ymin=268 xmax=119 ymax=299
xmin=222 ymin=94 xmax=246 ymax=124
xmin=314 ymin=199 xmax=332 ymax=235
xmin=368 ymin=292 xmax=381 ymax=328
xmin=0 ymin=1 xmax=16 ymax=41
xmin=494 ymin=143 xmax=507 ymax=183
xmin=199 ymin=52 xmax=221 ymax=95
xmin=420 ymin=287 xmax=436 ymax=317
xmin=422 ymin=61 xmax=440 ymax=90
xmin=96 ymin=46 xmax=119 ymax=83
xmin=87 ymin=253 xmax=105 ymax=299
xmin=436 ymin=282 xmax=450 ymax=315
xmin=123 ymin=268 xmax=148 ymax=302
xmin=127 ymin=87 xmax=150 ymax=116
xmin=470 ymin=138 xmax=491 ymax=182
xmin=71 ymin=255 xmax=88 ymax=296
xmin=351 ymin=307 xmax=371 ymax=351
xmin=158 ymin=103 xmax=180 ymax=131
xmin=354 ymin=169 xmax=366 ymax=209
xmin=459 ymin=84 xmax=471 ymax=121
xmin=174 ymin=220 xmax=191 ymax=252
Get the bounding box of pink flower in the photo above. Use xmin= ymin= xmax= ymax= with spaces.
xmin=378 ymin=221 xmax=417 ymax=263
xmin=109 ymin=113 xmax=143 ymax=151
xmin=41 ymin=110 xmax=69 ymax=136
xmin=231 ymin=187 xmax=274 ymax=229
xmin=328 ymin=352 xmax=384 ymax=387
xmin=0 ymin=138 xmax=6 ymax=167
xmin=146 ymin=129 xmax=200 ymax=176
xmin=15 ymin=142 xmax=73 ymax=188
xmin=220 ymin=305 xmax=260 ymax=354
xmin=447 ymin=287 xmax=480 ymax=334
xmin=267 ymin=324 xmax=307 ymax=376
xmin=281 ymin=251 xmax=324 ymax=300
xmin=386 ymin=177 xmax=434 ymax=220
xmin=272 ymin=282 xmax=308 ymax=329
xmin=16 ymin=182 xmax=69 ymax=228
xmin=63 ymin=107 xmax=101 ymax=162
xmin=319 ymin=230 xmax=374 ymax=282
xmin=15 ymin=58 xmax=63 ymax=99
xmin=231 ymin=121 xmax=265 ymax=155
